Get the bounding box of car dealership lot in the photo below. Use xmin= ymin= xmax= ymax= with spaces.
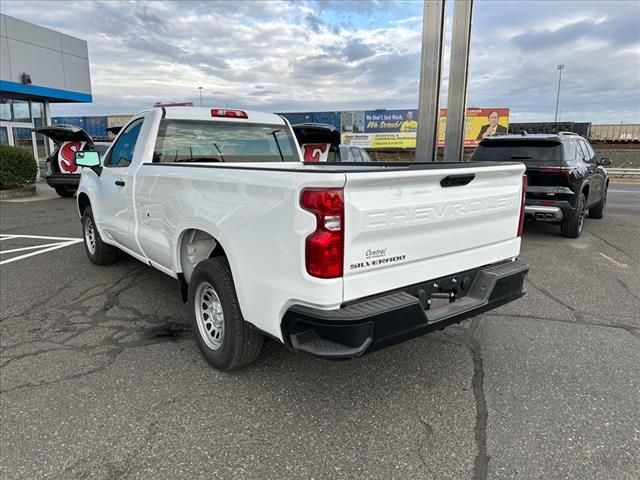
xmin=1 ymin=185 xmax=639 ymax=480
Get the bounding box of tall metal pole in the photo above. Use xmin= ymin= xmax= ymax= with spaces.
xmin=443 ymin=0 xmax=474 ymax=162
xmin=198 ymin=86 xmax=203 ymax=107
xmin=554 ymin=65 xmax=564 ymax=123
xmin=415 ymin=0 xmax=446 ymax=162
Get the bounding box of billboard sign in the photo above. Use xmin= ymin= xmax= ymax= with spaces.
xmin=341 ymin=108 xmax=509 ymax=148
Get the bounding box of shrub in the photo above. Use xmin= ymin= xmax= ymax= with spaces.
xmin=0 ymin=144 xmax=38 ymax=189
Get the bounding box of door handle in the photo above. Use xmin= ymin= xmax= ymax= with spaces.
xmin=115 ymin=180 xmax=125 ymax=187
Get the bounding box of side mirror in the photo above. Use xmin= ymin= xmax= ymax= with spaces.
xmin=598 ymin=157 xmax=611 ymax=166
xmin=75 ymin=151 xmax=101 ymax=168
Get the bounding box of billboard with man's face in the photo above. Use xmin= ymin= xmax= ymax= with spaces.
xmin=341 ymin=108 xmax=509 ymax=148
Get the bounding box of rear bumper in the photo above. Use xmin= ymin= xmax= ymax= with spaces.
xmin=46 ymin=174 xmax=80 ymax=188
xmin=282 ymin=259 xmax=528 ymax=360
xmin=525 ymin=199 xmax=575 ymax=221
xmin=524 ymin=205 xmax=563 ymax=221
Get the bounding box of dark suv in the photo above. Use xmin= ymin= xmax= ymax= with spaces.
xmin=470 ymin=132 xmax=610 ymax=238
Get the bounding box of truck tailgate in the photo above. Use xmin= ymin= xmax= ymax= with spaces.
xmin=342 ymin=163 xmax=525 ymax=302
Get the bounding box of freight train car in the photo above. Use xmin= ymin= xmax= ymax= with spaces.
xmin=508 ymin=122 xmax=591 ymax=138
xmin=589 ymin=124 xmax=640 ymax=143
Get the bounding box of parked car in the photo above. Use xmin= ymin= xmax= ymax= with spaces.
xmin=470 ymin=132 xmax=610 ymax=238
xmin=291 ymin=123 xmax=374 ymax=162
xmin=34 ymin=125 xmax=111 ymax=197
xmin=75 ymin=107 xmax=528 ymax=371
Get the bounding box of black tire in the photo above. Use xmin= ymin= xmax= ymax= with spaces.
xmin=188 ymin=257 xmax=263 ymax=371
xmin=561 ymin=193 xmax=586 ymax=238
xmin=81 ymin=206 xmax=118 ymax=265
xmin=589 ymin=187 xmax=607 ymax=219
xmin=55 ymin=186 xmax=76 ymax=198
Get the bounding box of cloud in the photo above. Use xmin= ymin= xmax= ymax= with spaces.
xmin=341 ymin=39 xmax=375 ymax=62
xmin=0 ymin=0 xmax=638 ymax=123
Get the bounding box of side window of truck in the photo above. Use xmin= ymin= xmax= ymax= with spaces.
xmin=104 ymin=119 xmax=144 ymax=168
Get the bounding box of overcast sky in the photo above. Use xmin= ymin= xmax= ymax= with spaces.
xmin=3 ymin=0 xmax=640 ymax=122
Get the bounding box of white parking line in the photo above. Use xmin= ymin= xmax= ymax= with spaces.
xmin=0 ymin=234 xmax=83 ymax=266
xmin=0 ymin=233 xmax=81 ymax=241
xmin=0 ymin=242 xmax=71 ymax=255
xmin=598 ymin=252 xmax=628 ymax=269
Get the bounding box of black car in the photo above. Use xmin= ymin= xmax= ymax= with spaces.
xmin=470 ymin=132 xmax=610 ymax=238
xmin=34 ymin=125 xmax=110 ymax=197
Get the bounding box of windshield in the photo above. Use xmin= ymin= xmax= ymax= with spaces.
xmin=153 ymin=120 xmax=299 ymax=163
xmin=471 ymin=140 xmax=563 ymax=163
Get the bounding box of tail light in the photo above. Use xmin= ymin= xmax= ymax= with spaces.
xmin=300 ymin=189 xmax=344 ymax=278
xmin=517 ymin=175 xmax=527 ymax=237
xmin=210 ymin=108 xmax=248 ymax=119
xmin=537 ymin=166 xmax=572 ymax=186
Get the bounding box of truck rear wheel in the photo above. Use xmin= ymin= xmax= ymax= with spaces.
xmin=82 ymin=206 xmax=118 ymax=265
xmin=561 ymin=193 xmax=586 ymax=238
xmin=188 ymin=257 xmax=263 ymax=371
xmin=55 ymin=186 xmax=76 ymax=198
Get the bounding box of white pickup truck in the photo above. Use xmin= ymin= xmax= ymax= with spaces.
xmin=75 ymin=107 xmax=529 ymax=371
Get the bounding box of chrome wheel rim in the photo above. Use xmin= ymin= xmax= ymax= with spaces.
xmin=195 ymin=282 xmax=224 ymax=350
xmin=85 ymin=218 xmax=96 ymax=255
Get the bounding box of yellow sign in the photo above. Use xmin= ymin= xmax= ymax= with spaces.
xmin=341 ymin=108 xmax=510 ymax=148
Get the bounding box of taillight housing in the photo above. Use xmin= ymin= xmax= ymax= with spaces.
xmin=300 ymin=188 xmax=344 ymax=279
xmin=518 ymin=174 xmax=527 ymax=237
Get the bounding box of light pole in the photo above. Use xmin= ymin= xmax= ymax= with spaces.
xmin=554 ymin=64 xmax=565 ymax=123
xmin=198 ymin=86 xmax=203 ymax=107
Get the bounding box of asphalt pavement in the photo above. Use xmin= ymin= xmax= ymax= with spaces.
xmin=1 ymin=183 xmax=638 ymax=480
xmin=608 ymin=181 xmax=640 ymax=216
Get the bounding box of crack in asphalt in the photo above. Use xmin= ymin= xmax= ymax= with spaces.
xmin=415 ymin=416 xmax=434 ymax=471
xmin=436 ymin=321 xmax=489 ymax=480
xmin=588 ymin=230 xmax=640 ymax=264
xmin=489 ymin=312 xmax=640 ymax=341
xmin=0 ymin=265 xmax=192 ymax=394
xmin=616 ymin=277 xmax=640 ymax=302
xmin=522 ymin=279 xmax=640 ymax=342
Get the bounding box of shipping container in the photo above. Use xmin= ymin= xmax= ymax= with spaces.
xmin=82 ymin=116 xmax=108 ymax=139
xmin=589 ymin=124 xmax=640 ymax=143
xmin=107 ymin=115 xmax=131 ymax=129
xmin=52 ymin=116 xmax=84 ymax=129
xmin=277 ymin=112 xmax=313 ymax=125
xmin=51 ymin=116 xmax=109 ymax=140
xmin=311 ymin=111 xmax=341 ymax=131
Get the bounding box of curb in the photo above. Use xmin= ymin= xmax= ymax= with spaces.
xmin=0 ymin=185 xmax=37 ymax=200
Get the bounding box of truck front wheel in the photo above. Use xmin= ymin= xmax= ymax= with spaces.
xmin=82 ymin=206 xmax=118 ymax=265
xmin=188 ymin=258 xmax=263 ymax=371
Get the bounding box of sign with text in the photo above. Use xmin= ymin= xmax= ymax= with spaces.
xmin=341 ymin=108 xmax=509 ymax=148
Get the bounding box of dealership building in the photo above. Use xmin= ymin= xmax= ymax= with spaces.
xmin=0 ymin=13 xmax=92 ymax=172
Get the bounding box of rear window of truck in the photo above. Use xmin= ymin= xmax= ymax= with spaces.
xmin=153 ymin=120 xmax=299 ymax=163
xmin=471 ymin=141 xmax=563 ymax=162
